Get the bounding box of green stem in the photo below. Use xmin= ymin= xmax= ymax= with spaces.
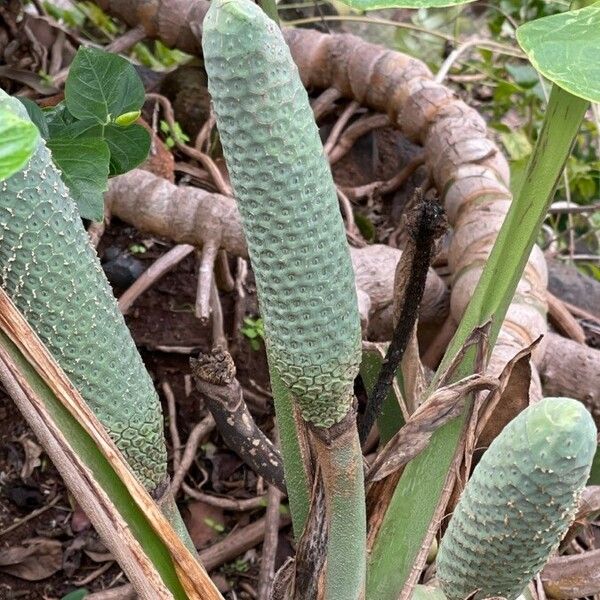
xmin=313 ymin=421 xmax=366 ymax=600
xmin=366 ymin=84 xmax=588 ymax=600
xmin=269 ymin=366 xmax=311 ymax=536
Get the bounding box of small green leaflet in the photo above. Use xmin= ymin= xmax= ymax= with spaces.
xmin=65 ymin=47 xmax=145 ymax=123
xmin=516 ymin=2 xmax=600 ymax=103
xmin=334 ymin=0 xmax=474 ymax=11
xmin=0 ymin=107 xmax=39 ymax=182
xmin=61 ymin=590 xmax=88 ymax=600
xmin=115 ymin=110 xmax=141 ymax=126
xmin=48 ymin=138 xmax=110 ymax=221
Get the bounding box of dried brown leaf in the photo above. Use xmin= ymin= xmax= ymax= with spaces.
xmin=0 ymin=538 xmax=62 ymax=581
xmin=367 ymin=374 xmax=498 ymax=483
xmin=17 ymin=434 xmax=43 ymax=480
xmin=474 ymin=338 xmax=541 ymax=449
xmin=184 ymin=501 xmax=225 ymax=549
xmin=542 ymin=549 xmax=600 ymax=598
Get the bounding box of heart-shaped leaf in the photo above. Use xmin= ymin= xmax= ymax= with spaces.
xmin=516 ymin=3 xmax=600 ymax=103
xmin=65 ymin=47 xmax=145 ymax=123
xmin=18 ymin=98 xmax=50 ymax=139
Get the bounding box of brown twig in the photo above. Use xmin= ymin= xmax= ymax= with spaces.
xmin=195 ymin=240 xmax=219 ymax=323
xmin=174 ymin=162 xmax=211 ymax=183
xmin=359 ymin=194 xmax=447 ymax=443
xmin=105 ymin=24 xmax=147 ymax=53
xmin=145 ymin=93 xmax=233 ymax=197
xmin=118 ymin=244 xmax=195 ymax=314
xmin=182 ymin=484 xmax=269 ymax=511
xmin=215 ymin=250 xmax=235 ymax=292
xmin=170 ymin=414 xmax=216 ymax=497
xmin=546 ymin=291 xmax=586 ymax=344
xmin=73 ymin=561 xmax=115 ymax=587
xmin=0 ymin=494 xmax=61 ymax=537
xmin=49 ymin=30 xmax=65 ymax=77
xmin=336 ymin=187 xmax=363 ymax=244
xmin=231 ymin=257 xmax=248 ymax=353
xmin=311 ymin=87 xmax=342 ymax=121
xmin=202 ymin=514 xmax=291 ymax=570
xmin=329 ymin=114 xmax=391 ymax=165
xmin=340 ymin=154 xmax=426 ymax=200
xmin=88 ymin=514 xmax=292 ymax=599
xmin=328 ymin=113 xmax=389 ymax=165
xmin=257 ymin=432 xmax=283 ymax=600
xmin=210 ymin=279 xmax=227 ymax=348
xmin=195 ymin=112 xmax=216 ymax=152
xmin=163 ymin=380 xmax=182 ymax=473
xmin=324 ymin=100 xmax=361 ymax=156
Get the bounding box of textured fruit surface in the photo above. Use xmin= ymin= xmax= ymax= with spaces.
xmin=437 ymin=397 xmax=596 ymax=600
xmin=202 ymin=0 xmax=362 ymax=427
xmin=0 ymin=90 xmax=166 ymax=490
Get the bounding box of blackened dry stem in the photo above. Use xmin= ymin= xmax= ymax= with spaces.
xmin=359 ymin=193 xmax=447 ymax=444
xmin=190 ymin=348 xmax=287 ymax=493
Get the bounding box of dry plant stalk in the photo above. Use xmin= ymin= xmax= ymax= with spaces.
xmin=0 ymin=356 xmax=171 ymax=600
xmin=0 ymin=289 xmax=223 ymax=600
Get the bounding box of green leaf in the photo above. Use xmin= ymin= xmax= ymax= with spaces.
xmin=49 ymin=117 xmax=103 ymax=142
xmin=509 ymin=156 xmax=530 ymax=197
xmin=103 ymin=123 xmax=150 ymax=176
xmin=333 ymin=0 xmax=475 ymax=9
xmin=17 ymin=98 xmax=50 ymax=139
xmin=516 ymin=3 xmax=600 ymax=102
xmin=45 ymin=103 xmax=78 ymax=134
xmin=505 ymin=63 xmax=539 ymax=89
xmin=0 ymin=107 xmax=39 ymax=182
xmin=61 ymin=590 xmax=88 ymax=600
xmin=65 ymin=47 xmax=145 ymax=124
xmin=48 ymin=138 xmax=110 ymax=221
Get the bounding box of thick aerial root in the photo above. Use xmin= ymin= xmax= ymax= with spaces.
xmin=105 ymin=170 xmax=448 ymax=331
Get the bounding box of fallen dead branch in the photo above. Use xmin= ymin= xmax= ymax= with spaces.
xmin=540 ymin=332 xmax=600 ymax=425
xmin=105 ymin=169 xmax=448 ymax=332
xmin=105 ymin=168 xmax=600 ymax=411
xmin=191 ymin=348 xmax=286 ymax=492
